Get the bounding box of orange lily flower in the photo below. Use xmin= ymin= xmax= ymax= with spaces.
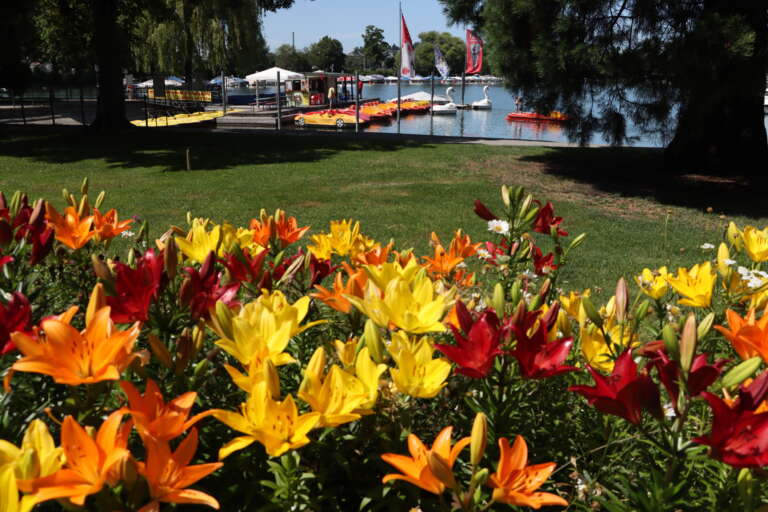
xmin=120 ymin=379 xmax=209 ymax=441
xmin=45 ymin=203 xmax=96 ymax=249
xmin=448 ymin=229 xmax=480 ymax=259
xmin=714 ymin=307 xmax=768 ymax=362
xmin=311 ymin=263 xmax=368 ymax=313
xmin=92 ymin=208 xmax=133 ymax=240
xmin=273 ymin=210 xmax=309 ymax=248
xmin=423 ymin=240 xmax=464 ymax=276
xmin=488 ymin=436 xmax=568 ymax=509
xmin=353 ymin=242 xmax=394 ymax=266
xmin=11 ymin=284 xmax=142 ymax=385
xmin=381 ymin=426 xmax=470 ymax=495
xmin=138 ymin=429 xmax=222 ymax=512
xmin=249 ymin=217 xmax=273 ymax=248
xmin=22 ymin=411 xmax=132 ymax=507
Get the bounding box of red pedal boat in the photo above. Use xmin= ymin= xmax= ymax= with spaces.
xmin=505 ymin=111 xmax=570 ymax=123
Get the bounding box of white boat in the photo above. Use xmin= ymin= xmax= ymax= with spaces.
xmin=471 ymin=86 xmax=492 ymax=110
xmin=388 ymin=91 xmax=450 ymax=104
xmin=431 ymin=87 xmax=457 ymax=115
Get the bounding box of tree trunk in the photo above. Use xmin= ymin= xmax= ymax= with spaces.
xmin=666 ymin=2 xmax=767 ymax=175
xmin=90 ymin=0 xmax=131 ymax=131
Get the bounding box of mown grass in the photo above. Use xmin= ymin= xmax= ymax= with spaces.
xmin=1 ymin=125 xmax=765 ymax=298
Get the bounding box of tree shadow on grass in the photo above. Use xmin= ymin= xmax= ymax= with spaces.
xmin=517 ymin=147 xmax=766 ymax=219
xmin=0 ymin=125 xmax=435 ymax=173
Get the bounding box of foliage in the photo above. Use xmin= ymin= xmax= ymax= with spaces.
xmin=307 ymin=36 xmax=345 ymax=73
xmin=274 ymin=44 xmax=310 ymax=72
xmin=362 ymin=25 xmax=388 ymax=71
xmin=439 ymin=0 xmax=768 ymax=170
xmin=414 ymin=31 xmax=465 ymax=77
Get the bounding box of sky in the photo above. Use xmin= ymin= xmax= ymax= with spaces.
xmin=262 ymin=0 xmax=466 ymax=53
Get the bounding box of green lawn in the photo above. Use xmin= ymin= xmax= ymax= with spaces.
xmin=1 ymin=125 xmax=765 ymax=298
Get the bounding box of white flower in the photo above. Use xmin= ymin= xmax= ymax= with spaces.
xmin=723 ymin=258 xmax=736 ymax=266
xmin=476 ymin=248 xmax=491 ymax=259
xmin=663 ymin=403 xmax=676 ymax=419
xmin=737 ymin=266 xmax=751 ymax=276
xmin=521 ymin=270 xmax=537 ymax=280
xmin=121 ymin=230 xmax=136 ymax=239
xmin=747 ymin=277 xmax=765 ymax=290
xmin=700 ymin=243 xmax=715 ymax=250
xmin=487 ymin=219 xmax=510 ymax=236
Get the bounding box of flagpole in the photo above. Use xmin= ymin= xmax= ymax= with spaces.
xmin=397 ymin=1 xmax=402 ymax=134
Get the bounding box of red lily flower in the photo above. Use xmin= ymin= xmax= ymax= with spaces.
xmin=0 ymin=292 xmax=32 ymax=355
xmin=507 ymin=304 xmax=577 ymax=379
xmin=435 ymin=301 xmax=503 ymax=378
xmin=473 ymin=199 xmax=498 ymax=221
xmin=221 ymin=247 xmax=272 ymax=289
xmin=648 ymin=349 xmax=727 ymax=413
xmin=533 ymin=201 xmax=568 ymax=237
xmin=531 ymin=244 xmax=557 ymax=276
xmin=107 ymin=249 xmax=166 ymax=324
xmin=309 ymin=253 xmax=336 ymax=285
xmin=569 ymin=349 xmax=662 ymax=424
xmin=1 ymin=197 xmax=54 ymax=265
xmin=180 ymin=251 xmax=239 ymax=320
xmin=694 ymin=371 xmax=768 ymax=468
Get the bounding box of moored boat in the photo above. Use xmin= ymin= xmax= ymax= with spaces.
xmin=505 ymin=111 xmax=570 ymax=122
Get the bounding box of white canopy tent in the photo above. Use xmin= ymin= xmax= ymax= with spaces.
xmin=245 ymin=67 xmax=304 ymax=84
xmin=135 ymin=77 xmax=184 ymax=88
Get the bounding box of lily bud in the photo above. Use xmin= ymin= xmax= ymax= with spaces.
xmin=85 ymin=283 xmax=106 ymax=327
xmin=137 ymin=220 xmax=148 ymax=243
xmin=580 ymin=296 xmax=603 ymax=328
xmin=509 ymin=279 xmax=522 ymax=307
xmin=94 ymin=190 xmax=106 ymax=210
xmin=737 ymin=467 xmax=756 ymax=509
xmin=679 ymin=313 xmax=697 ymax=374
xmin=29 ymin=199 xmax=44 ymax=227
xmin=470 ymin=412 xmax=488 ymax=466
xmin=722 ymin=357 xmax=762 ymax=389
xmin=80 ymin=177 xmax=89 ymax=196
xmin=500 ymin=185 xmax=511 ymax=208
xmin=164 ymin=237 xmax=178 ymax=280
xmin=148 ymin=334 xmax=173 ymax=370
xmin=518 ymin=193 xmax=534 ymax=221
xmin=191 ymin=325 xmax=205 ymax=355
xmin=9 ymin=191 xmax=21 ymax=216
xmin=490 ymin=283 xmax=505 ymax=315
xmin=363 ymin=319 xmax=385 ymax=363
xmin=0 ymin=191 xmax=6 ymax=210
xmin=662 ymin=324 xmax=678 ymax=359
xmin=634 ymin=299 xmax=650 ymax=319
xmin=471 ymin=468 xmax=489 ymax=487
xmin=263 ymin=359 xmax=281 ymax=399
xmin=193 ymin=359 xmax=209 ymax=381
xmin=697 ymin=312 xmax=715 ymax=340
xmin=538 ymin=278 xmax=551 ymax=299
xmin=568 ymin=233 xmax=587 ymax=251
xmin=91 ymin=254 xmax=113 ymax=282
xmin=178 ymin=276 xmax=193 ymax=307
xmin=614 ymin=277 xmax=628 ymax=324
xmin=427 ymin=451 xmax=457 ymax=491
xmin=126 ymin=248 xmax=136 ymax=267
xmin=60 ymin=188 xmax=69 ymax=205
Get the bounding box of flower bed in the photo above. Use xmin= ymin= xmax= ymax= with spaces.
xmin=1 ymin=180 xmax=768 ymax=510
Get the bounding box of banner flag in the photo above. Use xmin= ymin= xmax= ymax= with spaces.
xmin=434 ymin=45 xmax=449 ymax=79
xmin=465 ymin=29 xmax=483 ymax=74
xmin=400 ymin=14 xmax=415 ymax=78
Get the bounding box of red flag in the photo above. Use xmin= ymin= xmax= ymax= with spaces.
xmin=400 ymin=15 xmax=415 ymax=78
xmin=465 ymin=29 xmax=483 ymax=74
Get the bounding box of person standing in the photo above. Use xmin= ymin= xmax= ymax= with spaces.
xmin=515 ymin=96 xmax=523 ymax=112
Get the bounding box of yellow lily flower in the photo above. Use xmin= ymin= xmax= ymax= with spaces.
xmin=364 ymin=259 xmax=424 ymax=292
xmin=211 ymin=383 xmax=321 ymax=459
xmin=728 ymin=221 xmax=744 ymax=250
xmin=224 ymin=358 xmax=281 ymax=398
xmin=348 ymin=274 xmax=448 ymax=334
xmin=717 ymin=243 xmax=733 ymax=278
xmin=175 ymin=218 xmax=221 ymax=263
xmin=634 ymin=267 xmax=669 ymax=300
xmin=742 ymin=226 xmax=768 ymax=262
xmin=297 ymin=347 xmax=369 ymax=427
xmin=667 ymin=262 xmax=716 ymax=308
xmin=0 ymin=420 xmax=64 ymax=512
xmin=334 ymin=338 xmax=359 ymax=369
xmin=213 ymin=291 xmax=322 ymax=366
xmin=220 ymin=222 xmax=261 ymax=255
xmin=580 ymin=320 xmax=638 ymax=372
xmin=389 ymin=332 xmax=451 ymax=398
xmin=559 ymin=289 xmax=590 ymax=325
xmin=307 ymin=219 xmax=376 ymax=260
xmin=354 ymin=347 xmax=387 ymax=410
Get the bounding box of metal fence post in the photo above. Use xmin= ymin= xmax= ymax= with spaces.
xmin=20 ymin=94 xmax=26 ymax=125
xmin=276 ymin=71 xmax=281 ymax=130
xmin=144 ymin=95 xmax=149 ymax=128
xmin=355 ymin=71 xmax=360 ymax=134
xmin=49 ymin=89 xmax=56 ymax=125
xmin=80 ymin=87 xmax=86 ymax=126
